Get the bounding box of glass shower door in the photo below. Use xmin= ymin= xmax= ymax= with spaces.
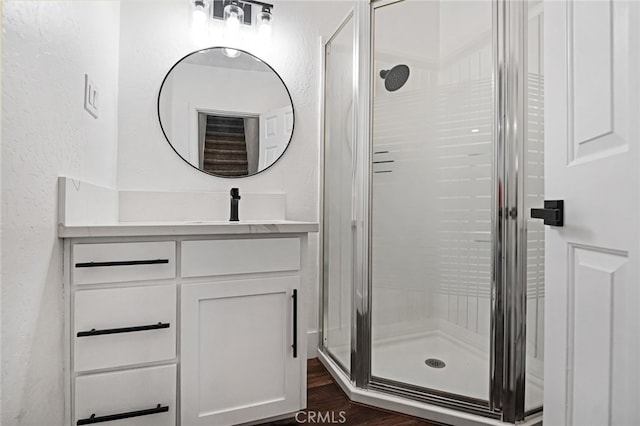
xmin=370 ymin=0 xmax=494 ymax=402
xmin=524 ymin=1 xmax=545 ymax=413
xmin=322 ymin=14 xmax=355 ymax=373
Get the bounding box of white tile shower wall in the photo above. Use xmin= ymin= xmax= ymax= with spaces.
xmin=526 ymin=72 xmax=544 ymax=364
xmin=2 ymin=2 xmax=121 ymax=425
xmin=435 ymin=71 xmax=493 ymax=338
xmin=372 ymin=39 xmax=495 ymax=341
xmin=116 ymin=1 xmax=352 ymax=352
xmin=371 ymin=60 xmax=439 ymax=338
xmin=434 ymin=10 xmax=545 ymax=364
xmin=435 ymin=4 xmax=492 ymax=351
xmin=435 ymin=29 xmax=545 ymax=359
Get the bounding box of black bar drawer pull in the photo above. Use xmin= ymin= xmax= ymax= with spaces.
xmin=530 ymin=200 xmax=564 ymax=226
xmin=292 ymin=289 xmax=298 ymax=358
xmin=75 ymin=259 xmax=169 ymax=268
xmin=77 ymin=404 xmax=169 ymax=425
xmin=77 ymin=322 xmax=170 ymax=337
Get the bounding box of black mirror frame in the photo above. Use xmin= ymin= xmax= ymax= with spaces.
xmin=157 ymin=47 xmax=295 ymax=179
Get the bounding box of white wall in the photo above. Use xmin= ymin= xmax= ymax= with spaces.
xmin=439 ymin=0 xmax=492 ymax=60
xmin=1 ymin=2 xmax=121 ymax=425
xmin=373 ymin=0 xmax=440 ymax=63
xmin=117 ymin=0 xmax=352 ymax=354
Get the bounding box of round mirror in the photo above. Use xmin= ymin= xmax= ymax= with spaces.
xmin=158 ymin=47 xmax=294 ymax=177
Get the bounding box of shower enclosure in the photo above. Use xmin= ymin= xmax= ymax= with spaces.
xmin=321 ymin=0 xmax=544 ymax=423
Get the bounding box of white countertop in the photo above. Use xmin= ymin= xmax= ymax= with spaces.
xmin=58 ymin=220 xmax=319 ymax=238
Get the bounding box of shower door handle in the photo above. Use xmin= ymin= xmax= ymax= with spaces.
xmin=530 ymin=200 xmax=564 ymax=226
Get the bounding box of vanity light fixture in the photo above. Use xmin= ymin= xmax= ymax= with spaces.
xmin=209 ymin=0 xmax=274 ymax=36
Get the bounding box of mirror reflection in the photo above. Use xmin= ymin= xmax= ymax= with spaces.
xmin=158 ymin=47 xmax=294 ymax=177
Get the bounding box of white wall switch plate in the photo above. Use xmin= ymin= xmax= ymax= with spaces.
xmin=84 ymin=74 xmax=99 ymax=118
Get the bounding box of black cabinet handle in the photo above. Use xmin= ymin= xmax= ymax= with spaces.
xmin=77 ymin=322 xmax=170 ymax=337
xmin=77 ymin=404 xmax=169 ymax=425
xmin=292 ymin=289 xmax=298 ymax=358
xmin=531 ymin=200 xmax=564 ymax=226
xmin=75 ymin=259 xmax=169 ymax=268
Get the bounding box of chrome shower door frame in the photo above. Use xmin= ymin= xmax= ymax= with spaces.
xmin=320 ymin=0 xmax=532 ymax=423
xmin=319 ymin=8 xmax=358 ymax=379
xmin=491 ymin=0 xmax=528 ymax=422
xmin=352 ymin=0 xmax=373 ymax=389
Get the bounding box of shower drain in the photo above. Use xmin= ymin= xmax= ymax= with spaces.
xmin=425 ymin=358 xmax=446 ymax=369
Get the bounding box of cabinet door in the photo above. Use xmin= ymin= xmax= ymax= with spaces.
xmin=181 ymin=276 xmax=301 ymax=426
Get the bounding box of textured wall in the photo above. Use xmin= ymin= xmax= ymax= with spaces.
xmin=1 ymin=2 xmax=121 ymax=424
xmin=1 ymin=3 xmax=352 ymax=423
xmin=117 ymin=0 xmax=352 ymax=346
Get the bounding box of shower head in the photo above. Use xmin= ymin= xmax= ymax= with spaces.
xmin=379 ymin=64 xmax=410 ymax=92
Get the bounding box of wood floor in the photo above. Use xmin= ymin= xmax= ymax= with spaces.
xmin=260 ymin=358 xmax=440 ymax=425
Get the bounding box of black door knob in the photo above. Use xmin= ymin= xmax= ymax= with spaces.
xmin=530 ymin=200 xmax=564 ymax=226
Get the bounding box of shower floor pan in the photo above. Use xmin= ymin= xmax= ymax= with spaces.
xmin=327 ymin=330 xmax=543 ymax=411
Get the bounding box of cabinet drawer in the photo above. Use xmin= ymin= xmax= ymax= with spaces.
xmin=72 ymin=242 xmax=176 ymax=285
xmin=74 ymin=285 xmax=176 ymax=372
xmin=75 ymin=364 xmax=176 ymax=426
xmin=181 ymin=238 xmax=300 ymax=278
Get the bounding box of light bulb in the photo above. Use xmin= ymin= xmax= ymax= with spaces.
xmin=226 ymin=13 xmax=240 ymax=32
xmin=224 ymin=2 xmax=244 ymax=38
xmin=192 ymin=8 xmax=207 ymax=28
xmin=191 ymin=0 xmax=209 ymax=40
xmin=257 ymin=7 xmax=272 ymax=38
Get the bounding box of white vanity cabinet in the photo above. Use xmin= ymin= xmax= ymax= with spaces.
xmin=62 ymin=227 xmax=313 ymax=426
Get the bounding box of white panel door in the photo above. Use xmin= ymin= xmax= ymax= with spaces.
xmin=259 ymin=105 xmax=293 ymax=170
xmin=181 ymin=276 xmax=302 ymax=426
xmin=544 ymin=1 xmax=640 ymax=425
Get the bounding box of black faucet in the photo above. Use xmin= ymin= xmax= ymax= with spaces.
xmin=230 ymin=188 xmax=241 ymax=221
